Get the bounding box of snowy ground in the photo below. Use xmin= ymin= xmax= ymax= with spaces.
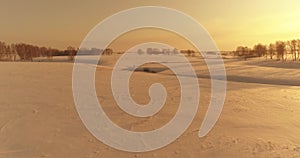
xmin=0 ymin=55 xmax=299 ymax=158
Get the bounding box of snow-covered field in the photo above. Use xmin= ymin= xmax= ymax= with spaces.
xmin=0 ymin=55 xmax=299 ymax=158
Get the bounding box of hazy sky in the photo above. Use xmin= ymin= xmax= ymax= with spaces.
xmin=1 ymin=0 xmax=300 ymax=51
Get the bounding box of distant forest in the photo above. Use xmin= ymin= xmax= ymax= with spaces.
xmin=234 ymin=39 xmax=300 ymax=61
xmin=1 ymin=39 xmax=300 ymax=62
xmin=0 ymin=41 xmax=77 ymax=61
xmin=0 ymin=41 xmax=114 ymax=61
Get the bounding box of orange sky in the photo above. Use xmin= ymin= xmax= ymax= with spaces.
xmin=0 ymin=0 xmax=300 ymax=51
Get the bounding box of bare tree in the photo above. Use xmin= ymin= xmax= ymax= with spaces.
xmin=137 ymin=49 xmax=144 ymax=55
xmin=268 ymin=43 xmax=275 ymax=60
xmin=103 ymin=48 xmax=113 ymax=55
xmin=0 ymin=41 xmax=7 ymax=60
xmin=236 ymin=46 xmax=247 ymax=56
xmin=46 ymin=47 xmax=54 ymax=61
xmin=297 ymin=40 xmax=300 ymax=61
xmin=276 ymin=41 xmax=286 ymax=61
xmin=67 ymin=46 xmax=76 ymax=61
xmin=9 ymin=44 xmax=17 ymax=61
xmin=287 ymin=40 xmax=297 ymax=61
xmin=253 ymin=44 xmax=267 ymax=58
xmin=15 ymin=43 xmax=33 ymax=61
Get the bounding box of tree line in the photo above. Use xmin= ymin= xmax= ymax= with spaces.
xmin=0 ymin=41 xmax=77 ymax=61
xmin=235 ymin=39 xmax=300 ymax=61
